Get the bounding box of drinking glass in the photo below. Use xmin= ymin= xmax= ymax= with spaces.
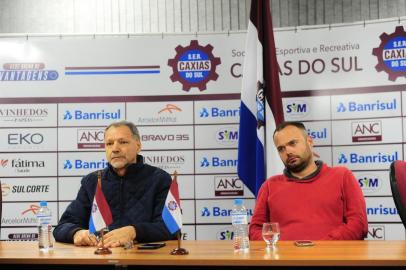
xmin=262 ymin=222 xmax=280 ymax=249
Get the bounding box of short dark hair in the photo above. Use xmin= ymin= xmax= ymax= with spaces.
xmin=273 ymin=121 xmax=307 ymax=137
xmin=105 ymin=121 xmax=140 ymax=140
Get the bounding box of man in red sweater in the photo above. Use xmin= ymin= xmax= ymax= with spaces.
xmin=249 ymin=121 xmax=368 ymax=240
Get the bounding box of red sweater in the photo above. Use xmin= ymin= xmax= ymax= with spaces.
xmin=249 ymin=163 xmax=368 ymax=240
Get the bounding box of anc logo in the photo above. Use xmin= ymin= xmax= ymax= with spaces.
xmin=372 ymin=26 xmax=406 ymax=81
xmin=168 ymin=40 xmax=221 ymax=91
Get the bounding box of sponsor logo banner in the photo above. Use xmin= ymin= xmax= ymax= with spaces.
xmin=365 ymin=197 xmax=400 ymax=222
xmin=195 ymin=100 xmax=240 ymax=124
xmin=59 ymin=103 xmax=125 ymax=126
xmin=0 ymin=128 xmax=57 ymax=152
xmin=138 ymin=126 xmax=193 ymax=150
xmin=195 ymin=199 xmax=255 ymax=223
xmin=0 ymin=104 xmax=57 ymax=127
xmin=58 ymin=152 xmax=107 ymax=176
xmin=1 ymin=227 xmax=39 ymax=241
xmin=142 ymin=150 xmax=194 ymax=175
xmin=365 ymin=224 xmax=385 ymax=240
xmin=354 ymin=171 xmax=391 ymax=196
xmin=0 ymin=153 xmax=57 ymax=177
xmin=195 ymin=125 xmax=238 ymax=149
xmin=58 ymin=128 xmax=104 ymax=151
xmin=283 ymin=96 xmax=330 ymax=121
xmin=304 ymin=121 xmax=331 ymax=146
xmin=333 ymin=144 xmax=401 ymax=170
xmin=1 ymin=178 xmax=57 ymax=201
xmin=195 ymin=225 xmax=235 ymax=240
xmin=332 ymin=118 xmax=402 ymax=145
xmin=196 ymin=149 xmax=238 ymax=174
xmin=331 ymin=92 xmax=401 ymax=119
xmin=195 ymin=175 xmax=254 ymax=199
xmin=2 ymin=202 xmax=57 ymax=227
xmin=127 ymin=102 xmax=194 ymax=126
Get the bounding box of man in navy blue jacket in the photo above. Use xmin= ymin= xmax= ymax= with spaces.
xmin=53 ymin=121 xmax=175 ymax=247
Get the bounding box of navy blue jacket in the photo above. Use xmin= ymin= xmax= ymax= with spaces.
xmin=53 ymin=155 xmax=175 ymax=243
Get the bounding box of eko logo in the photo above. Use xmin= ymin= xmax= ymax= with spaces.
xmin=8 ymin=133 xmax=44 ymax=145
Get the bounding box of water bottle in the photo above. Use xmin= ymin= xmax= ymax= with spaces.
xmin=231 ymin=198 xmax=250 ymax=252
xmin=37 ymin=201 xmax=53 ymax=251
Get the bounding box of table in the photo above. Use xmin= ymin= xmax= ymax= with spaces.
xmin=0 ymin=240 xmax=405 ymax=269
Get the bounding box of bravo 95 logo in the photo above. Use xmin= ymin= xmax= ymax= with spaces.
xmin=168 ymin=40 xmax=221 ymax=91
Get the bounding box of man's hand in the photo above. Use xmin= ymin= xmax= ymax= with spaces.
xmin=99 ymin=226 xmax=136 ymax=248
xmin=73 ymin=229 xmax=98 ymax=246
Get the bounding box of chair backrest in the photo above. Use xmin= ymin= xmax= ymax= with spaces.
xmin=390 ymin=161 xmax=406 ymax=228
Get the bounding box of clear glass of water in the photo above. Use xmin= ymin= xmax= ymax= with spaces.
xmin=262 ymin=222 xmax=280 ymax=250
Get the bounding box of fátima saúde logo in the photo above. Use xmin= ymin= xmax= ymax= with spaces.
xmin=168 ymin=40 xmax=221 ymax=91
xmin=372 ymin=26 xmax=406 ymax=81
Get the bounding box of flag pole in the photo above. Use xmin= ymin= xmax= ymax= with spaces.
xmin=170 ymin=230 xmax=188 ymax=255
xmin=94 ymin=171 xmax=112 ymax=255
xmin=94 ymin=228 xmax=112 ymax=254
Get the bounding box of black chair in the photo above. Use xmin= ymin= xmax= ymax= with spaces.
xmin=389 ymin=161 xmax=406 ymax=229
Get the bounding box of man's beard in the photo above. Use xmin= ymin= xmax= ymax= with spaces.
xmin=285 ymin=154 xmax=312 ymax=173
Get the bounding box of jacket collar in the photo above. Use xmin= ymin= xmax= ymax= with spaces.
xmin=107 ymin=154 xmax=145 ymax=177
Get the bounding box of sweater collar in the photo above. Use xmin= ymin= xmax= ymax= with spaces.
xmin=283 ymin=160 xmax=324 ymax=182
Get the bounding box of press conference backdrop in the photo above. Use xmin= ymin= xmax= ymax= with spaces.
xmin=1 ymin=18 xmax=406 ymax=241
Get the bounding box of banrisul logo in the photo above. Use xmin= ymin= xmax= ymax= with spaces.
xmin=372 ymin=26 xmax=406 ymax=81
xmin=168 ymin=40 xmax=221 ymax=91
xmin=307 ymin=127 xmax=327 ymax=139
xmin=63 ymin=159 xmax=108 ymax=170
xmin=338 ymin=152 xmax=398 ymax=164
xmin=199 ymin=107 xmax=240 ymax=118
xmin=336 ymin=99 xmax=396 ymax=113
xmin=63 ymin=109 xmax=121 ymax=120
xmin=200 ymin=157 xmax=238 ymax=168
xmin=0 ymin=63 xmax=58 ymax=81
